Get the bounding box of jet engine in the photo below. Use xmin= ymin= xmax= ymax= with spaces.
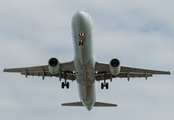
xmin=109 ymin=58 xmax=121 ymax=75
xmin=48 ymin=58 xmax=60 ymax=75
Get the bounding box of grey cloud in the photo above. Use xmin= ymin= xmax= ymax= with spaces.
xmin=0 ymin=0 xmax=174 ymax=120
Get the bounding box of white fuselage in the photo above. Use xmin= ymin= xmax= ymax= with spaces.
xmin=71 ymin=11 xmax=96 ymax=110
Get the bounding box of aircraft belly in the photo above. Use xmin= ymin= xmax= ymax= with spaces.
xmin=74 ymin=56 xmax=96 ymax=110
xmin=72 ymin=11 xmax=96 ymax=110
xmin=74 ymin=56 xmax=95 ymax=85
xmin=78 ymin=83 xmax=96 ymax=110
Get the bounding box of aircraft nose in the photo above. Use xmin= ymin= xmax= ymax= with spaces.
xmin=71 ymin=10 xmax=93 ymax=28
xmin=72 ymin=10 xmax=90 ymax=23
xmin=75 ymin=11 xmax=86 ymax=20
xmin=77 ymin=10 xmax=87 ymax=13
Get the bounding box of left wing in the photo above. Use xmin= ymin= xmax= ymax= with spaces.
xmin=95 ymin=62 xmax=171 ymax=81
xmin=3 ymin=61 xmax=76 ymax=81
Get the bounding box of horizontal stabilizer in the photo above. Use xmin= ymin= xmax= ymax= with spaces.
xmin=94 ymin=102 xmax=117 ymax=107
xmin=62 ymin=101 xmax=117 ymax=107
xmin=62 ymin=101 xmax=83 ymax=106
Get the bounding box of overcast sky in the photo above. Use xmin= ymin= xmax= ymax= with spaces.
xmin=0 ymin=0 xmax=174 ymax=120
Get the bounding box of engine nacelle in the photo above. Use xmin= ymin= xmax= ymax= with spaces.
xmin=109 ymin=58 xmax=121 ymax=75
xmin=48 ymin=58 xmax=60 ymax=75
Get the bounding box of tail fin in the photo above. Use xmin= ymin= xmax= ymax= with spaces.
xmin=62 ymin=101 xmax=117 ymax=107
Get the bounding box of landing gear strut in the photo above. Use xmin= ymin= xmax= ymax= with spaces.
xmin=61 ymin=71 xmax=69 ymax=89
xmin=101 ymin=82 xmax=109 ymax=89
xmin=79 ymin=41 xmax=83 ymax=46
xmin=61 ymin=82 xmax=69 ymax=89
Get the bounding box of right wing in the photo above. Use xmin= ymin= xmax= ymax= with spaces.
xmin=95 ymin=62 xmax=171 ymax=81
xmin=3 ymin=61 xmax=76 ymax=81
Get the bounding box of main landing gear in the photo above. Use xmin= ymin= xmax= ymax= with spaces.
xmin=61 ymin=82 xmax=69 ymax=89
xmin=61 ymin=71 xmax=70 ymax=89
xmin=101 ymin=82 xmax=109 ymax=89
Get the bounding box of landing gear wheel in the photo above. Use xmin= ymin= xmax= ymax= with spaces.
xmin=101 ymin=83 xmax=104 ymax=89
xmin=61 ymin=82 xmax=65 ymax=89
xmin=106 ymin=83 xmax=109 ymax=89
xmin=66 ymin=82 xmax=69 ymax=89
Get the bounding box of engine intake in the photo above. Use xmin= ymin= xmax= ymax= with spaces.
xmin=48 ymin=58 xmax=60 ymax=75
xmin=109 ymin=58 xmax=120 ymax=75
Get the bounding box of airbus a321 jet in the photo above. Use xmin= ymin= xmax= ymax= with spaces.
xmin=4 ymin=11 xmax=171 ymax=111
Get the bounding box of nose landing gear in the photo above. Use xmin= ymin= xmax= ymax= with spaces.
xmin=79 ymin=33 xmax=85 ymax=46
xmin=79 ymin=40 xmax=83 ymax=46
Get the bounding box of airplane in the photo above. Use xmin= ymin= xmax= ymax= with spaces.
xmin=3 ymin=10 xmax=171 ymax=111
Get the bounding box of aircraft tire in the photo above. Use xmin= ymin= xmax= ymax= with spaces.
xmin=66 ymin=82 xmax=69 ymax=89
xmin=101 ymin=83 xmax=104 ymax=89
xmin=61 ymin=82 xmax=65 ymax=89
xmin=106 ymin=83 xmax=109 ymax=89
